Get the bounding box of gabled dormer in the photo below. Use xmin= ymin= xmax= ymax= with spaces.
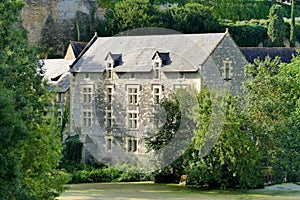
xmin=152 ymin=51 xmax=170 ymax=79
xmin=105 ymin=52 xmax=122 ymax=79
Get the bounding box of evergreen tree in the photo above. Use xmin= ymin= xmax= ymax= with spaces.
xmin=267 ymin=4 xmax=286 ymax=47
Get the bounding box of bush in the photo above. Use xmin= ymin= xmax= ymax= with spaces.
xmin=69 ymin=164 xmax=152 ymax=184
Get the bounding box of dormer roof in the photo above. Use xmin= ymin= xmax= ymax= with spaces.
xmin=152 ymin=51 xmax=170 ymax=65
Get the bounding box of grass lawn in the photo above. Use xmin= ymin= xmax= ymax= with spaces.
xmin=58 ymin=182 xmax=300 ymax=200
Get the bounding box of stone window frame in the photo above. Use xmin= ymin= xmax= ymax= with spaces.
xmin=126 ymin=85 xmax=139 ymax=105
xmin=82 ymin=85 xmax=93 ymax=103
xmin=56 ymin=92 xmax=64 ymax=103
xmin=128 ymin=111 xmax=138 ymax=129
xmin=126 ymin=138 xmax=138 ymax=153
xmin=106 ymin=62 xmax=113 ymax=80
xmin=83 ymin=110 xmax=92 ymax=127
xmin=223 ymin=60 xmax=233 ymax=81
xmin=152 ymin=84 xmax=162 ymax=104
xmin=106 ymin=136 xmax=114 ymax=151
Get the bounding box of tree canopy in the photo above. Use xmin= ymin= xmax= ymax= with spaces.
xmin=0 ymin=1 xmax=69 ymax=199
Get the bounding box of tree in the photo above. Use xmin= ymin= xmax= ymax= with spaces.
xmin=100 ymin=0 xmax=161 ymax=36
xmin=185 ymin=88 xmax=263 ymax=189
xmin=267 ymin=4 xmax=286 ymax=47
xmin=290 ymin=0 xmax=296 ymax=47
xmin=243 ymin=56 xmax=300 ymax=183
xmin=162 ymin=3 xmax=220 ymax=33
xmin=0 ymin=1 xmax=69 ymax=199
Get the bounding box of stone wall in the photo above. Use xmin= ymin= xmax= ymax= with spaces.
xmin=21 ymin=0 xmax=101 ymax=56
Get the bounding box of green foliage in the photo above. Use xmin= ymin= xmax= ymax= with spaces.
xmin=162 ymin=3 xmax=220 ymax=33
xmin=267 ymin=4 xmax=286 ymax=47
xmin=290 ymin=0 xmax=296 ymax=47
xmin=243 ymin=56 xmax=300 ymax=183
xmin=185 ymin=88 xmax=263 ymax=189
xmin=99 ymin=0 xmax=161 ymax=36
xmin=0 ymin=1 xmax=68 ymax=199
xmin=70 ymin=164 xmax=152 ymax=184
xmin=224 ymin=22 xmax=268 ymax=47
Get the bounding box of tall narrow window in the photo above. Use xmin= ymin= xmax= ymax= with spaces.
xmin=128 ymin=88 xmax=138 ymax=104
xmin=153 ymin=85 xmax=161 ymax=104
xmin=223 ymin=61 xmax=232 ymax=81
xmin=127 ymin=139 xmax=138 ymax=152
xmin=83 ymin=87 xmax=92 ymax=103
xmin=106 ymin=63 xmax=112 ymax=79
xmin=106 ymin=111 xmax=112 ymax=128
xmin=107 ymin=138 xmax=112 ymax=151
xmin=128 ymin=112 xmax=138 ymax=129
xmin=153 ymin=62 xmax=160 ymax=79
xmin=83 ymin=111 xmax=92 ymax=127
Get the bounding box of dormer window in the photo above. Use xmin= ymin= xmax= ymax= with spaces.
xmin=106 ymin=63 xmax=112 ymax=79
xmin=105 ymin=52 xmax=122 ymax=80
xmin=152 ymin=51 xmax=170 ymax=80
xmin=153 ymin=62 xmax=160 ymax=79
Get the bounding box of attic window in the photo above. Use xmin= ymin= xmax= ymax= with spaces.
xmin=223 ymin=61 xmax=232 ymax=81
xmin=51 ymin=74 xmax=62 ymax=82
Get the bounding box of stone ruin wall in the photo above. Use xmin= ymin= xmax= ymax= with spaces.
xmin=21 ymin=0 xmax=104 ymax=57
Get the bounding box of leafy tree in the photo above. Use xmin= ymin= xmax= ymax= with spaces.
xmin=162 ymin=3 xmax=220 ymax=33
xmin=185 ymin=88 xmax=263 ymax=189
xmin=99 ymin=0 xmax=161 ymax=36
xmin=243 ymin=56 xmax=300 ymax=183
xmin=267 ymin=4 xmax=286 ymax=47
xmin=0 ymin=1 xmax=69 ymax=199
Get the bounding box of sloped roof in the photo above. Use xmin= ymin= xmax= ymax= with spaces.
xmin=240 ymin=47 xmax=298 ymax=64
xmin=41 ymin=59 xmax=74 ymax=92
xmin=70 ymin=41 xmax=87 ymax=58
xmin=70 ymin=33 xmax=227 ymax=73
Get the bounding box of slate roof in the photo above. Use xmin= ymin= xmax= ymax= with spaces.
xmin=70 ymin=33 xmax=227 ymax=73
xmin=41 ymin=59 xmax=74 ymax=92
xmin=240 ymin=47 xmax=298 ymax=64
xmin=70 ymin=41 xmax=87 ymax=58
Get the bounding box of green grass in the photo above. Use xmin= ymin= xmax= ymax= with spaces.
xmin=58 ymin=182 xmax=300 ymax=200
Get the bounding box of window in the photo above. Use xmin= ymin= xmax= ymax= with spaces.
xmin=57 ymin=92 xmax=64 ymax=103
xmin=106 ymin=63 xmax=112 ymax=79
xmin=84 ymin=73 xmax=90 ymax=79
xmin=130 ymin=73 xmax=135 ymax=79
xmin=179 ymin=72 xmax=184 ymax=79
xmin=58 ymin=110 xmax=62 ymax=126
xmin=128 ymin=112 xmax=138 ymax=129
xmin=223 ymin=61 xmax=232 ymax=81
xmin=107 ymin=138 xmax=112 ymax=151
xmin=153 ymin=85 xmax=161 ymax=104
xmin=83 ymin=87 xmax=92 ymax=103
xmin=128 ymin=88 xmax=138 ymax=104
xmin=153 ymin=62 xmax=160 ymax=79
xmin=106 ymin=86 xmax=113 ymax=109
xmin=83 ymin=111 xmax=92 ymax=127
xmin=106 ymin=111 xmax=112 ymax=128
xmin=127 ymin=139 xmax=138 ymax=152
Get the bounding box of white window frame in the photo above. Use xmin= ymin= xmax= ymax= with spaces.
xmin=152 ymin=85 xmax=162 ymax=104
xmin=106 ymin=136 xmax=113 ymax=151
xmin=126 ymin=85 xmax=139 ymax=105
xmin=128 ymin=111 xmax=138 ymax=129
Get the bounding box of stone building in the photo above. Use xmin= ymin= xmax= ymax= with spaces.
xmin=67 ymin=30 xmax=248 ymax=164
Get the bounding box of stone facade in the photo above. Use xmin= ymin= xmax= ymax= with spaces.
xmin=65 ymin=31 xmax=248 ymax=165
